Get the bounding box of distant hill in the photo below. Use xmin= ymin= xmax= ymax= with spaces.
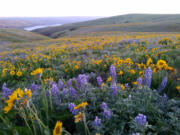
xmin=0 ymin=29 xmax=50 ymax=44
xmin=0 ymin=17 xmax=101 ymax=29
xmin=33 ymin=14 xmax=180 ymax=38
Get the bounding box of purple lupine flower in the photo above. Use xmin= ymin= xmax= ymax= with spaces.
xmin=93 ymin=116 xmax=101 ymax=127
xmin=110 ymin=65 xmax=116 ymax=81
xmin=132 ymin=133 xmax=141 ymax=135
xmin=83 ymin=54 xmax=86 ymax=60
xmin=68 ymin=103 xmax=78 ymax=115
xmin=135 ymin=114 xmax=147 ymax=126
xmin=157 ymin=77 xmax=168 ymax=92
xmin=67 ymin=79 xmax=73 ymax=88
xmin=58 ymin=79 xmax=64 ymax=90
xmin=62 ymin=89 xmax=68 ymax=95
xmin=111 ymin=83 xmax=118 ymax=96
xmin=30 ymin=83 xmax=41 ymax=91
xmin=143 ymin=67 xmax=152 ymax=88
xmin=69 ymin=87 xmax=77 ymax=98
xmin=125 ymin=83 xmax=129 ymax=89
xmin=2 ymin=83 xmax=11 ymax=99
xmin=103 ymin=109 xmax=111 ymax=119
xmin=137 ymin=77 xmax=142 ymax=88
xmin=97 ymin=76 xmax=103 ymax=86
xmin=51 ymin=82 xmax=59 ymax=96
xmin=77 ymin=74 xmax=88 ymax=88
xmin=101 ymin=102 xmax=108 ymax=110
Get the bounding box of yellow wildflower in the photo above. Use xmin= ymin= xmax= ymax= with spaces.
xmin=31 ymin=68 xmax=43 ymax=76
xmin=106 ymin=76 xmax=111 ymax=82
xmin=118 ymin=70 xmax=123 ymax=75
xmin=129 ymin=69 xmax=136 ymax=74
xmin=16 ymin=71 xmax=22 ymax=77
xmin=121 ymin=84 xmax=125 ymax=91
xmin=74 ymin=102 xmax=88 ymax=110
xmin=176 ymin=85 xmax=180 ymax=93
xmin=10 ymin=70 xmax=15 ymax=76
xmin=156 ymin=60 xmax=167 ymax=69
xmin=74 ymin=65 xmax=79 ymax=70
xmin=53 ymin=121 xmax=62 ymax=135
xmin=74 ymin=112 xmax=84 ymax=123
xmin=146 ymin=58 xmax=152 ymax=66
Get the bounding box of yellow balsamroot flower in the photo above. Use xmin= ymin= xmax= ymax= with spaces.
xmin=129 ymin=69 xmax=136 ymax=74
xmin=176 ymin=85 xmax=180 ymax=93
xmin=53 ymin=121 xmax=62 ymax=135
xmin=106 ymin=76 xmax=112 ymax=82
xmin=96 ymin=133 xmax=100 ymax=135
xmin=146 ymin=58 xmax=152 ymax=66
xmin=101 ymin=83 xmax=105 ymax=87
xmin=132 ymin=81 xmax=137 ymax=85
xmin=31 ymin=68 xmax=43 ymax=76
xmin=156 ymin=60 xmax=167 ymax=69
xmin=3 ymin=88 xmax=23 ymax=113
xmin=74 ymin=65 xmax=79 ymax=70
xmin=10 ymin=70 xmax=15 ymax=76
xmin=74 ymin=102 xmax=88 ymax=110
xmin=96 ymin=60 xmax=102 ymax=65
xmin=139 ymin=71 xmax=144 ymax=77
xmin=121 ymin=84 xmax=125 ymax=91
xmin=44 ymin=77 xmax=54 ymax=84
xmin=118 ymin=70 xmax=123 ymax=75
xmin=16 ymin=71 xmax=22 ymax=77
xmin=24 ymin=89 xmax=32 ymax=98
xmin=74 ymin=112 xmax=84 ymax=123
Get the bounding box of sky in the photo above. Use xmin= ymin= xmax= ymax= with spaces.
xmin=0 ymin=0 xmax=180 ymax=17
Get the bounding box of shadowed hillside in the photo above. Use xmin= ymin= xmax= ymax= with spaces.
xmin=33 ymin=14 xmax=180 ymax=38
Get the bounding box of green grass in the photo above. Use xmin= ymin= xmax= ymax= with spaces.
xmin=0 ymin=29 xmax=50 ymax=43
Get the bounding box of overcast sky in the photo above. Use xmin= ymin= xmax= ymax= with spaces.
xmin=1 ymin=0 xmax=180 ymax=17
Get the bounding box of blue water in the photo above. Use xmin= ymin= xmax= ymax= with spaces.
xmin=24 ymin=23 xmax=62 ymax=31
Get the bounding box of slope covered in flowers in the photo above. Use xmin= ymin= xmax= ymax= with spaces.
xmin=0 ymin=32 xmax=180 ymax=135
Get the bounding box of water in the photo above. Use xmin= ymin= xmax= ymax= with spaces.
xmin=24 ymin=23 xmax=62 ymax=31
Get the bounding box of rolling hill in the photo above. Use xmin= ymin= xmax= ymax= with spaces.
xmin=0 ymin=29 xmax=50 ymax=44
xmin=33 ymin=14 xmax=180 ymax=38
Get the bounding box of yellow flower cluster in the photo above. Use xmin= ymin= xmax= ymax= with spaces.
xmin=3 ymin=88 xmax=32 ymax=114
xmin=30 ymin=68 xmax=43 ymax=76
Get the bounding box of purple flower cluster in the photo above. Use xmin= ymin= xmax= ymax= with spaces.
xmin=93 ymin=116 xmax=101 ymax=127
xmin=51 ymin=82 xmax=59 ymax=96
xmin=58 ymin=79 xmax=64 ymax=90
xmin=97 ymin=76 xmax=103 ymax=86
xmin=132 ymin=133 xmax=141 ymax=135
xmin=125 ymin=83 xmax=129 ymax=89
xmin=68 ymin=103 xmax=78 ymax=115
xmin=110 ymin=65 xmax=116 ymax=82
xmin=70 ymin=87 xmax=77 ymax=98
xmin=135 ymin=114 xmax=147 ymax=126
xmin=111 ymin=83 xmax=118 ymax=96
xmin=143 ymin=67 xmax=152 ymax=88
xmin=101 ymin=102 xmax=111 ymax=119
xmin=2 ymin=83 xmax=11 ymax=99
xmin=30 ymin=83 xmax=41 ymax=91
xmin=77 ymin=74 xmax=88 ymax=88
xmin=157 ymin=77 xmax=168 ymax=92
xmin=103 ymin=109 xmax=111 ymax=119
xmin=137 ymin=77 xmax=142 ymax=88
xmin=101 ymin=102 xmax=108 ymax=110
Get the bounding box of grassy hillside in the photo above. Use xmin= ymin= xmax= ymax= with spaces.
xmin=33 ymin=14 xmax=180 ymax=38
xmin=0 ymin=28 xmax=50 ymax=43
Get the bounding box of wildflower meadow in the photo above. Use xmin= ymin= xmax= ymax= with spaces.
xmin=0 ymin=32 xmax=180 ymax=135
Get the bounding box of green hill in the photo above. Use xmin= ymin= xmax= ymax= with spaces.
xmin=33 ymin=14 xmax=180 ymax=38
xmin=0 ymin=28 xmax=50 ymax=43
